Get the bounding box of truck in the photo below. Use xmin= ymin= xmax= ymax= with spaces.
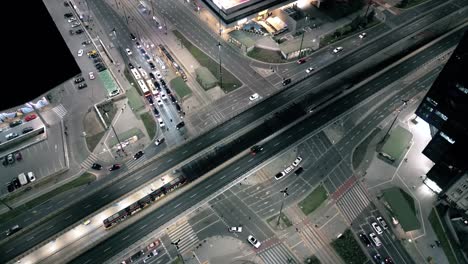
xmin=17 ymin=173 xmax=29 ymax=186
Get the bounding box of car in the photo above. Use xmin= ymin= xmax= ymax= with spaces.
xmin=89 ymin=72 xmax=95 ymax=80
xmin=149 ymin=72 xmax=156 ymax=80
xmin=282 ymin=78 xmax=291 ymax=86
xmin=136 ymin=41 xmax=141 ymax=48
xmin=130 ymin=33 xmax=137 ymax=40
xmin=359 ymin=233 xmax=371 ymax=247
xmin=158 ymin=118 xmax=165 ymax=128
xmin=284 ymin=165 xmax=294 ymax=174
xmin=125 ymin=48 xmax=132 ymax=55
xmin=376 ymin=216 xmax=388 ymax=230
xmin=109 ymin=89 xmax=120 ymax=97
xmin=228 ymin=226 xmax=243 ymax=233
xmin=82 ymin=40 xmax=91 ymax=46
xmin=15 ymin=152 xmax=22 ymax=161
xmin=83 ymin=219 xmax=91 ymax=225
xmin=155 ymin=71 xmax=162 ymax=79
xmin=154 ymin=81 xmax=162 ymax=91
xmin=175 ymin=103 xmax=182 ymax=112
xmin=161 ymin=94 xmax=167 ymax=100
xmin=68 ymin=17 xmax=77 ymax=23
xmin=6 ymin=133 xmax=19 ymax=140
xmin=7 ymin=182 xmax=15 ymax=193
xmin=333 ymin=47 xmax=344 ymax=54
xmin=144 ymin=54 xmax=151 ymax=61
xmin=90 ymin=53 xmax=99 ymax=58
xmin=6 ymin=154 xmax=15 ymax=164
xmin=147 ymin=96 xmax=154 ymax=105
xmin=306 ymin=67 xmax=315 ymax=74
xmin=275 ymin=171 xmax=286 ymax=180
xmin=5 ymin=225 xmax=21 ymax=236
xmin=250 ymin=145 xmax=263 ymax=155
xmin=91 ymin=163 xmax=102 ymax=170
xmin=149 ymin=62 xmax=156 ymax=70
xmin=143 ymin=250 xmax=158 ymax=263
xmin=155 ymin=138 xmax=165 ymax=146
xmin=156 ymin=98 xmax=163 ymax=106
xmin=169 ymin=94 xmax=177 ymax=103
xmin=22 ymin=127 xmax=34 ymax=134
xmin=27 ymin=172 xmax=36 ymax=182
xmin=359 ymin=32 xmax=367 ymax=39
xmin=297 ymin=58 xmax=306 ymax=64
xmin=9 ymin=120 xmax=23 ymax=127
xmin=374 ymin=254 xmax=382 ymax=261
xmin=25 ymin=114 xmax=37 ymax=122
xmin=78 ymin=83 xmax=88 ymax=89
xmin=139 ymin=48 xmax=146 ymax=54
xmin=128 ymin=63 xmax=135 ymax=69
xmin=292 ymin=156 xmax=302 ymax=167
xmin=247 ymin=235 xmax=261 ymax=248
xmin=134 ymin=151 xmax=144 ymax=160
xmin=369 ymin=232 xmax=382 ymax=247
xmin=165 ymin=87 xmax=171 ymax=95
xmin=160 ymin=79 xmax=166 ymax=86
xmin=294 ymin=167 xmax=304 ymax=175
xmin=371 ymin=222 xmax=383 ymax=235
xmin=69 ymin=29 xmax=75 ymax=35
xmin=384 ymin=257 xmax=394 ymax=263
xmin=75 ymin=29 xmax=84 ymax=34
xmin=176 ymin=121 xmax=185 ymax=130
xmin=249 ymin=93 xmax=259 ymax=101
xmin=147 ymin=240 xmax=160 ymax=250
xmin=12 ymin=178 xmax=21 ymax=188
xmin=152 ymin=107 xmax=160 ymax=116
xmin=71 ymin=22 xmax=81 ymax=28
xmin=78 ymin=49 xmax=84 ymax=57
xmin=97 ymin=66 xmax=107 ymax=72
xmin=64 ymin=13 xmax=73 ymax=18
xmin=109 ymin=164 xmax=121 ymax=171
xmin=74 ymin=77 xmax=84 ymax=83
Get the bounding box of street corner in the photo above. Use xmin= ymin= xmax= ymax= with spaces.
xmin=185 ymin=235 xmax=252 ymax=264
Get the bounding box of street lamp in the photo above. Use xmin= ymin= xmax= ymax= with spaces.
xmin=380 ymin=99 xmax=409 ymax=144
xmin=276 ymin=187 xmax=289 ymax=226
xmin=171 ymin=239 xmax=185 ymax=263
xmin=103 ymin=109 xmax=127 ymax=155
xmin=217 ymin=42 xmax=223 ymax=91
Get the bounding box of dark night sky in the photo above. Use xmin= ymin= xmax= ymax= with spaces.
xmin=0 ymin=1 xmax=80 ymax=110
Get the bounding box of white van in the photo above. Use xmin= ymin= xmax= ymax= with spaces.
xmin=18 ymin=173 xmax=29 ymax=186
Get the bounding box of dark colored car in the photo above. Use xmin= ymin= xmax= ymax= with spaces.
xmin=169 ymin=94 xmax=177 ymax=103
xmin=359 ymin=233 xmax=371 ymax=247
xmin=152 ymin=107 xmax=160 ymax=116
xmin=22 ymin=127 xmax=34 ymax=134
xmin=90 ymin=53 xmax=99 ymax=58
xmin=6 ymin=153 xmax=15 ymax=164
xmin=160 ymin=79 xmax=166 ymax=86
xmin=91 ymin=163 xmax=102 ymax=170
xmin=147 ymin=96 xmax=154 ymax=105
xmin=297 ymin=58 xmax=306 ymax=64
xmin=130 ymin=33 xmax=137 ymax=40
xmin=9 ymin=120 xmax=23 ymax=128
xmin=154 ymin=81 xmax=161 ymax=91
xmin=15 ymin=152 xmax=22 ymax=161
xmin=165 ymin=87 xmax=171 ymax=95
xmin=294 ymin=167 xmax=304 ymax=175
xmin=128 ymin=63 xmax=134 ymax=69
xmin=82 ymin=40 xmax=91 ymax=45
xmin=7 ymin=182 xmax=15 ymax=193
xmin=75 ymin=29 xmax=84 ymax=34
xmin=5 ymin=225 xmax=21 ymax=236
xmin=282 ymin=78 xmax=291 ymax=86
xmin=12 ymin=178 xmax=21 ymax=189
xmin=175 ymin=103 xmax=181 ymax=112
xmin=139 ymin=48 xmax=146 ymax=54
xmin=134 ymin=151 xmax=144 ymax=160
xmin=144 ymin=54 xmax=151 ymax=61
xmin=97 ymin=66 xmax=107 ymax=72
xmin=149 ymin=72 xmax=156 ymax=80
xmin=74 ymin=77 xmax=85 ymax=83
xmin=64 ymin=13 xmax=73 ymax=18
xmin=149 ymin=62 xmax=156 ymax=70
xmin=250 ymin=145 xmax=263 ymax=155
xmin=109 ymin=164 xmax=121 ymax=171
xmin=78 ymin=83 xmax=88 ymax=89
xmin=176 ymin=121 xmax=185 ymax=130
xmin=93 ymin=58 xmax=102 ymax=64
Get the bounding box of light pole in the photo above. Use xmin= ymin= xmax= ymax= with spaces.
xmin=276 ymin=187 xmax=289 ymax=226
xmin=217 ymin=42 xmax=223 ymax=91
xmin=103 ymin=110 xmax=126 ymax=155
xmin=380 ymin=99 xmax=409 ymax=144
xmin=298 ymin=16 xmax=309 ymax=59
xmin=171 ymin=239 xmax=185 ymax=263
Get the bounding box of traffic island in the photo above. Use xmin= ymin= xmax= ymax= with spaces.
xmin=331 ymin=229 xmax=368 ymax=264
xmin=381 ymin=187 xmax=420 ymax=232
xmin=267 ymin=212 xmax=293 ymax=231
xmin=298 ymin=185 xmax=328 ymax=216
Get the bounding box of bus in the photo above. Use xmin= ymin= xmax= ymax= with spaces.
xmin=146 ymin=80 xmax=158 ymax=96
xmin=137 ymin=80 xmax=151 ymax=97
xmin=131 ymin=68 xmax=141 ymax=80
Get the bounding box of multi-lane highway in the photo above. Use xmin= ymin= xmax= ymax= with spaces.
xmin=68 ymin=26 xmax=467 ymax=263
xmin=1 ymin=3 xmax=466 ymax=262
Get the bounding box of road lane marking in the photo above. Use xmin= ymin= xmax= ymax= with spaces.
xmin=104 ymin=247 xmax=111 ymax=252
xmin=220 ymin=175 xmax=226 ymax=179
xmin=182 ymin=150 xmax=188 ymax=154
xmin=205 ymin=184 xmax=212 ymax=189
xmin=139 ymin=224 xmax=148 ymax=230
xmin=26 ymin=236 xmax=35 ymax=241
xmin=167 ymin=158 xmax=173 ymax=162
xmin=274 ymin=142 xmax=280 ymax=146
xmin=174 ymin=203 xmax=181 ymax=208
xmin=65 ymin=215 xmax=72 ymax=220
xmin=248 ymin=158 xmax=254 ymax=163
xmin=190 ymin=193 xmax=197 ymax=198
xmin=102 ymin=194 xmax=108 ymax=199
xmin=84 ymin=204 xmax=91 ymax=208
xmin=122 ymin=235 xmax=130 ymax=241
xmin=157 ymin=214 xmax=165 ymax=219
xmin=119 ymin=185 xmax=126 ymax=189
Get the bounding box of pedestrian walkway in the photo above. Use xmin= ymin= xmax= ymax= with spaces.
xmin=80 ymin=152 xmax=99 ymax=169
xmin=125 ymin=155 xmax=148 ymax=170
xmin=335 ymin=183 xmax=372 ymax=223
xmin=166 ymin=220 xmax=200 ymax=254
xmin=51 ymin=104 xmax=68 ymax=119
xmin=258 ymin=243 xmax=297 ymax=264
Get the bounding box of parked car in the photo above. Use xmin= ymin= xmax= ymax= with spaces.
xmin=228 ymin=226 xmax=243 ymax=233
xmin=369 ymin=232 xmax=382 ymax=247
xmin=152 ymin=107 xmax=160 ymax=117
xmin=371 ymin=222 xmax=383 ymax=235
xmin=27 ymin=172 xmax=36 ymax=182
xmin=6 ymin=133 xmax=19 ymax=140
xmin=75 ymin=29 xmax=84 ymax=34
xmin=9 ymin=120 xmax=23 ymax=128
xmin=294 ymin=167 xmax=304 ymax=175
xmin=157 ymin=118 xmax=165 ymax=128
xmin=7 ymin=182 xmax=15 ymax=193
xmin=6 ymin=153 xmax=15 ymax=164
xmin=74 ymin=77 xmax=85 ymax=83
xmin=64 ymin=13 xmax=73 ymax=18
xmin=134 ymin=151 xmax=144 ymax=160
xmin=155 ymin=138 xmax=165 ymax=146
xmin=249 ymin=93 xmax=259 ymax=101
xmin=359 ymin=233 xmax=371 ymax=247
xmin=292 ymin=156 xmax=302 ymax=167
xmin=376 ymin=216 xmax=388 ymax=230
xmin=176 ymin=121 xmax=185 ymax=130
xmin=126 ymin=48 xmax=132 ymax=55
xmin=175 ymin=103 xmax=181 ymax=112
xmin=78 ymin=83 xmax=88 ymax=89
xmin=25 ymin=114 xmax=37 ymax=122
xmin=275 ymin=171 xmax=286 ymax=180
xmin=22 ymin=127 xmax=34 ymax=134
xmin=15 ymin=152 xmax=22 ymax=161
xmin=130 ymin=33 xmax=137 ymax=40
xmin=89 ymin=72 xmax=95 ymax=80
xmin=282 ymin=78 xmax=291 ymax=86
xmin=247 ymin=235 xmax=261 ymax=248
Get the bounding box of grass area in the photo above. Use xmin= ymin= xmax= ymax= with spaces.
xmin=381 ymin=125 xmax=412 ymax=161
xmin=321 ymin=20 xmax=380 ymax=47
xmin=267 ymin=212 xmax=293 ymax=230
xmin=124 ymin=69 xmax=141 ymax=95
xmin=171 ymin=256 xmax=184 ymax=264
xmin=320 ymin=0 xmax=365 ymax=20
xmin=247 ymin=47 xmax=286 ymax=63
xmin=383 ymin=187 xmax=419 ymax=231
xmin=298 ymin=185 xmax=328 ymax=215
xmin=0 ymin=173 xmax=96 ymax=223
xmin=305 ymin=255 xmax=321 ymax=264
xmin=97 ymin=101 xmax=117 ymax=127
xmin=397 ymin=0 xmax=430 ymax=9
xmin=352 ymin=128 xmax=381 ymax=169
xmin=126 ymin=86 xmax=145 ymax=111
xmin=331 ymin=229 xmax=368 ymax=264
xmin=170 ymin=76 xmax=192 ymax=99
xmin=173 ymin=30 xmax=242 ymax=93
xmin=108 ymin=128 xmax=145 ymax=147
xmin=428 ymin=208 xmax=458 ymax=264
xmin=140 ymin=112 xmax=156 ymax=140
xmin=85 ymin=131 xmax=105 ymax=152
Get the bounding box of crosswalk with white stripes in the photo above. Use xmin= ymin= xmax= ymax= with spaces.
xmin=166 ymin=220 xmax=199 ymax=254
xmin=81 ymin=153 xmax=99 ymax=169
xmin=258 ymin=243 xmax=297 ymax=264
xmin=52 ymin=104 xmax=67 ymax=119
xmin=125 ymin=156 xmax=147 ymax=170
xmin=335 ymin=183 xmax=371 ymax=223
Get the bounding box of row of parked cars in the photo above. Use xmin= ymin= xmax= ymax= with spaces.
xmin=358 ymin=216 xmax=393 ymax=263
xmin=1 ymin=114 xmax=37 ymax=143
xmin=275 ymin=156 xmax=303 ymax=180
xmin=7 ymin=171 xmax=36 ymax=193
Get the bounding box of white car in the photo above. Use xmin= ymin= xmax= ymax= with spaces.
xmin=155 ymin=138 xmax=165 ymax=146
xmin=161 ymin=94 xmax=167 ymax=100
xmin=228 ymin=226 xmax=242 ymax=233
xmin=89 ymin=72 xmax=95 ymax=80
xmin=126 ymin=48 xmax=132 ymax=55
xmin=71 ymin=22 xmax=81 ymax=28
xmin=247 ymin=235 xmax=261 ymax=248
xmin=333 ymin=47 xmax=343 ymax=54
xmin=157 ymin=99 xmax=163 ymax=106
xmin=359 ymin=32 xmax=367 ymax=39
xmin=275 ymin=171 xmax=286 ymax=181
xmin=371 ymin=222 xmax=383 ymax=235
xmin=83 ymin=219 xmax=91 ymax=225
xmin=77 ymin=49 xmax=83 ymax=57
xmin=249 ymin=93 xmax=259 ymax=101
xmin=292 ymin=156 xmax=302 ymax=167
xmin=27 ymin=172 xmax=36 ymax=182
xmin=284 ymin=165 xmax=294 ymax=174
xmin=158 ymin=118 xmax=165 ymax=127
xmin=155 ymin=71 xmax=162 ymax=79
xmin=306 ymin=67 xmax=314 ymax=74
xmin=376 ymin=216 xmax=388 ymax=230
xmin=68 ymin=17 xmax=77 ymax=23
xmin=369 ymin=232 xmax=382 ymax=247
